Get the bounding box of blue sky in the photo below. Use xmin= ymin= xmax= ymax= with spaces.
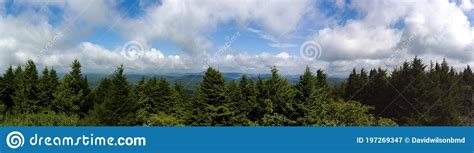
xmin=1 ymin=0 xmax=334 ymax=55
xmin=89 ymin=0 xmax=313 ymax=56
xmin=0 ymin=0 xmax=473 ymax=76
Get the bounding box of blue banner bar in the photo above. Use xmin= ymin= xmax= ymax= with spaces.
xmin=0 ymin=127 xmax=472 ymax=153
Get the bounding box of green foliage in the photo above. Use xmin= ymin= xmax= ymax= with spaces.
xmin=237 ymin=75 xmax=257 ymax=116
xmin=89 ymin=65 xmax=139 ymax=126
xmin=364 ymin=68 xmax=389 ymax=114
xmin=315 ymin=69 xmax=329 ymax=90
xmin=204 ymin=104 xmax=236 ymax=126
xmin=0 ymin=112 xmax=79 ymax=126
xmin=225 ymin=80 xmax=241 ymax=107
xmin=344 ymin=68 xmax=368 ymax=102
xmin=248 ymin=76 xmax=272 ymax=120
xmin=84 ymin=78 xmax=111 ymax=114
xmin=144 ymin=113 xmax=185 ymax=126
xmin=0 ymin=57 xmax=468 ymax=126
xmin=341 ymin=57 xmax=471 ymax=126
xmin=200 ymin=67 xmax=226 ymax=105
xmin=37 ymin=67 xmax=58 ymax=111
xmin=13 ymin=60 xmax=40 ymax=113
xmin=155 ymin=77 xmax=173 ymax=113
xmin=52 ymin=60 xmax=89 ymax=116
xmin=0 ymin=66 xmax=15 ymax=112
xmin=295 ymin=66 xmax=315 ymax=104
xmin=260 ymin=113 xmax=297 ymax=126
xmin=321 ymin=100 xmax=387 ymax=126
xmin=265 ymin=66 xmax=297 ymax=118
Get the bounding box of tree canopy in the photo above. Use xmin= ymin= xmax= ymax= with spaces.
xmin=1 ymin=58 xmax=472 ymax=126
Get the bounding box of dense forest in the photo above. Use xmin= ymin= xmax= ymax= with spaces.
xmin=0 ymin=57 xmax=472 ymax=126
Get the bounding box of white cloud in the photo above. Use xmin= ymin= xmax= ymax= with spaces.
xmin=460 ymin=0 xmax=474 ymax=11
xmin=314 ymin=21 xmax=401 ymax=60
xmin=0 ymin=0 xmax=322 ymax=74
xmin=207 ymin=51 xmax=327 ymax=74
xmin=0 ymin=0 xmax=472 ymax=76
xmin=311 ymin=0 xmax=473 ymax=71
xmin=121 ymin=0 xmax=312 ymax=54
xmin=0 ymin=12 xmax=61 ymax=67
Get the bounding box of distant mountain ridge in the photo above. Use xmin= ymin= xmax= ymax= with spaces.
xmin=80 ymin=73 xmax=345 ymax=91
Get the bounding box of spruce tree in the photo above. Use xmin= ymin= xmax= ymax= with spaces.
xmin=295 ymin=66 xmax=315 ymax=104
xmin=225 ymin=80 xmax=241 ymax=107
xmin=344 ymin=69 xmax=360 ymax=101
xmin=460 ymin=66 xmax=473 ymax=121
xmin=154 ymin=77 xmax=173 ymax=114
xmin=170 ymin=82 xmax=190 ymax=116
xmin=200 ymin=67 xmax=226 ymax=105
xmin=461 ymin=66 xmax=473 ymax=87
xmin=265 ymin=66 xmax=296 ymax=118
xmin=13 ymin=60 xmax=40 ymax=113
xmin=173 ymin=82 xmax=189 ymax=105
xmin=314 ymin=69 xmax=330 ymax=100
xmin=90 ymin=65 xmax=139 ymax=125
xmin=365 ymin=68 xmax=389 ymax=114
xmin=0 ymin=66 xmax=15 ymax=113
xmin=37 ymin=67 xmax=58 ymax=111
xmin=84 ymin=78 xmax=112 ymax=116
xmin=421 ymin=60 xmax=464 ymax=125
xmin=238 ymin=75 xmax=257 ymax=115
xmin=137 ymin=77 xmax=157 ymax=115
xmin=248 ymin=76 xmax=272 ymax=120
xmin=315 ymin=69 xmax=329 ymax=90
xmin=52 ymin=60 xmax=89 ymax=116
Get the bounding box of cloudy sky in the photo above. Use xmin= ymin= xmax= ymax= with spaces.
xmin=0 ymin=0 xmax=473 ymax=77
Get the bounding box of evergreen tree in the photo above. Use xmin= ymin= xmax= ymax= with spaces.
xmin=461 ymin=66 xmax=473 ymax=87
xmin=90 ymin=65 xmax=139 ymax=125
xmin=226 ymin=80 xmax=241 ymax=109
xmin=13 ymin=60 xmax=40 ymax=113
xmin=136 ymin=77 xmax=156 ymax=115
xmin=38 ymin=67 xmax=49 ymax=109
xmin=155 ymin=77 xmax=173 ymax=113
xmin=49 ymin=68 xmax=59 ymax=88
xmin=421 ymin=60 xmax=465 ymax=125
xmin=173 ymin=82 xmax=189 ymax=100
xmin=293 ymin=67 xmax=317 ymax=120
xmin=388 ymin=57 xmax=429 ymax=125
xmin=295 ymin=66 xmax=315 ymax=104
xmin=0 ymin=66 xmax=15 ymax=113
xmin=238 ymin=75 xmax=257 ymax=115
xmin=186 ymin=86 xmax=211 ymax=125
xmin=37 ymin=67 xmax=58 ymax=111
xmin=174 ymin=82 xmax=189 ymax=102
xmin=460 ymin=66 xmax=473 ymax=120
xmin=358 ymin=68 xmax=369 ymax=101
xmin=196 ymin=68 xmax=239 ymax=125
xmin=0 ymin=58 xmax=467 ymax=126
xmin=52 ymin=60 xmax=89 ymax=116
xmin=84 ymin=78 xmax=112 ymax=116
xmin=265 ymin=66 xmax=296 ymax=118
xmin=170 ymin=82 xmax=190 ymax=116
xmin=364 ymin=68 xmax=389 ymax=114
xmin=344 ymin=68 xmax=369 ymax=102
xmin=200 ymin=67 xmax=226 ymax=105
xmin=248 ymin=76 xmax=271 ymax=120
xmin=315 ymin=69 xmax=329 ymax=90
xmin=344 ymin=69 xmax=360 ymax=101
